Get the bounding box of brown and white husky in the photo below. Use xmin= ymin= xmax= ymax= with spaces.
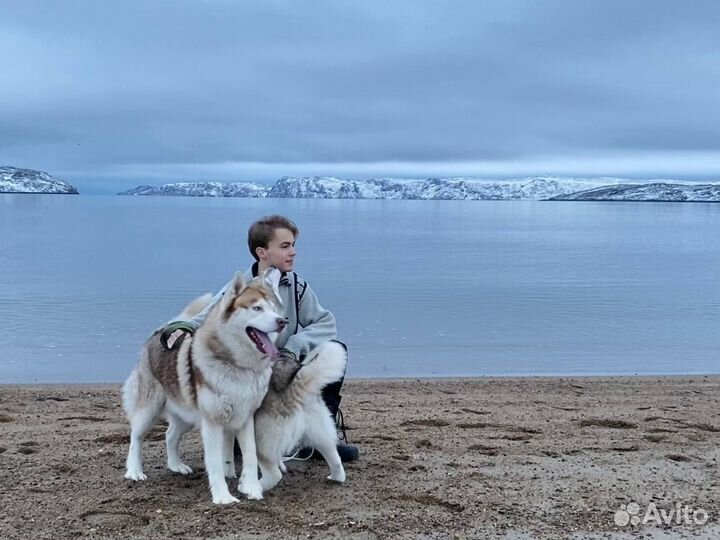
xmin=122 ymin=268 xmax=285 ymax=504
xmin=255 ymin=340 xmax=348 ymax=492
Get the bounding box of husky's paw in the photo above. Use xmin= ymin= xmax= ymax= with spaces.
xmin=259 ymin=474 xmax=281 ymax=492
xmin=279 ymin=461 xmax=287 ymax=474
xmin=168 ymin=462 xmax=193 ymax=475
xmin=124 ymin=469 xmax=147 ymax=481
xmin=328 ymin=469 xmax=346 ymax=483
xmin=238 ymin=481 xmax=264 ymax=500
xmin=212 ymin=493 xmax=240 ymax=505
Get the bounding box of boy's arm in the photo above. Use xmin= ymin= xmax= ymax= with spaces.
xmin=283 ymin=283 xmax=337 ymax=359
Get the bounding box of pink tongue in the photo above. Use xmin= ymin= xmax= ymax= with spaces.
xmin=256 ymin=330 xmax=278 ymax=358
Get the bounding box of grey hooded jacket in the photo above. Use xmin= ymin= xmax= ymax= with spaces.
xmin=175 ymin=263 xmax=337 ymax=359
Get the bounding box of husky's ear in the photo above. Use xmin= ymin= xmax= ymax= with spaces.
xmin=262 ymin=267 xmax=283 ymax=307
xmin=219 ymin=271 xmax=246 ymax=312
xmin=230 ymin=271 xmax=246 ymax=295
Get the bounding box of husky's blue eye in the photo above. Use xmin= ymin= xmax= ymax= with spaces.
xmin=252 ymin=306 xmax=263 ymax=312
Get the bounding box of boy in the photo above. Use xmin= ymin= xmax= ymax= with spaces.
xmin=161 ymin=215 xmax=359 ymax=462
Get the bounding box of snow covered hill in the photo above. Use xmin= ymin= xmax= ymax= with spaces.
xmin=266 ymin=175 xmax=618 ymax=200
xmin=119 ymin=176 xmax=621 ymax=200
xmin=549 ymin=182 xmax=720 ymax=202
xmin=120 ymin=181 xmax=267 ymax=197
xmin=0 ymin=166 xmax=79 ymax=194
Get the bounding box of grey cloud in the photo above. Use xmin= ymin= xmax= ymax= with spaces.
xmin=1 ymin=0 xmax=720 ymax=192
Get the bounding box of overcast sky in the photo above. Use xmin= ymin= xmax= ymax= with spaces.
xmin=2 ymin=0 xmax=719 ymax=193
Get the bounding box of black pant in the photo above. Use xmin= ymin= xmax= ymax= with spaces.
xmin=322 ymin=378 xmax=344 ymax=418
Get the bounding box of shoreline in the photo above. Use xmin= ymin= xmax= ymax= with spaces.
xmin=3 ymin=372 xmax=719 ymax=387
xmin=2 ymin=376 xmax=719 ymax=539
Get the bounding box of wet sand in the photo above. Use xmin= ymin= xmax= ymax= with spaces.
xmin=1 ymin=376 xmax=719 ymax=539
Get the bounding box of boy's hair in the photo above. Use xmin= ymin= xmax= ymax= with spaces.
xmin=248 ymin=215 xmax=300 ymax=261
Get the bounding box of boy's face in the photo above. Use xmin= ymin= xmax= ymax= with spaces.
xmin=257 ymin=227 xmax=296 ymax=273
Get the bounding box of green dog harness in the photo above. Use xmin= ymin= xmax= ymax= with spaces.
xmin=160 ymin=321 xmax=196 ymax=350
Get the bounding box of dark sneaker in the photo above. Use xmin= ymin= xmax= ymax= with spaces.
xmin=335 ymin=441 xmax=360 ymax=462
xmin=333 ymin=407 xmax=359 ymax=462
xmin=297 ymin=441 xmax=359 ymax=463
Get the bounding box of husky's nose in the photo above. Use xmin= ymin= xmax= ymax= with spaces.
xmin=276 ymin=317 xmax=288 ymax=329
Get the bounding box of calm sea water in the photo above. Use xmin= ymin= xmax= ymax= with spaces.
xmin=1 ymin=194 xmax=718 ymax=383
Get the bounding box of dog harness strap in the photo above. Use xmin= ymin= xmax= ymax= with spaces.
xmin=160 ymin=321 xmax=196 ymax=349
xmin=297 ymin=277 xmax=308 ymax=304
xmin=165 ymin=321 xmax=196 ymax=334
xmin=293 ymin=273 xmax=301 ymax=334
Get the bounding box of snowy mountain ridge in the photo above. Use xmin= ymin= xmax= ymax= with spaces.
xmin=120 ymin=181 xmax=267 ymax=197
xmin=119 ymin=176 xmax=629 ymax=200
xmin=0 ymin=166 xmax=79 ymax=194
xmin=549 ymin=182 xmax=720 ymax=202
xmin=4 ymin=166 xmax=719 ymax=201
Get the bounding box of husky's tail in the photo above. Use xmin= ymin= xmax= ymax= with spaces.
xmin=181 ymin=292 xmax=213 ymax=319
xmin=293 ymin=341 xmax=348 ymax=397
xmin=168 ymin=292 xmax=213 ymax=322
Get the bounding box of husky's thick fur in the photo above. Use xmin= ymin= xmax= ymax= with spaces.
xmin=122 ymin=269 xmax=285 ymax=505
xmin=255 ymin=340 xmax=348 ymax=492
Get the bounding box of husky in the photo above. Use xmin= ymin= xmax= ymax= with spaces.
xmin=255 ymin=340 xmax=348 ymax=492
xmin=122 ymin=268 xmax=285 ymax=505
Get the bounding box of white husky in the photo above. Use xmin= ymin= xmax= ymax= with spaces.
xmin=122 ymin=268 xmax=285 ymax=504
xmin=255 ymin=340 xmax=348 ymax=492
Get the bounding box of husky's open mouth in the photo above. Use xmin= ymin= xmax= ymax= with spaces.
xmin=246 ymin=327 xmax=278 ymax=358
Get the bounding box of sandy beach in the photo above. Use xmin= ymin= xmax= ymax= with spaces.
xmin=1 ymin=376 xmax=718 ymax=539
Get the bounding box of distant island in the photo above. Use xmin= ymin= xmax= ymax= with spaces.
xmin=119 ymin=175 xmax=720 ymax=202
xmin=119 ymin=175 xmax=614 ymax=200
xmin=3 ymin=165 xmax=719 ymax=201
xmin=121 ymin=181 xmax=268 ymax=198
xmin=0 ymin=166 xmax=79 ymax=194
xmin=548 ymin=182 xmax=720 ymax=202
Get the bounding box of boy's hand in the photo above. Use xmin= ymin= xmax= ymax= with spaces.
xmin=277 ymin=348 xmax=298 ymax=362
